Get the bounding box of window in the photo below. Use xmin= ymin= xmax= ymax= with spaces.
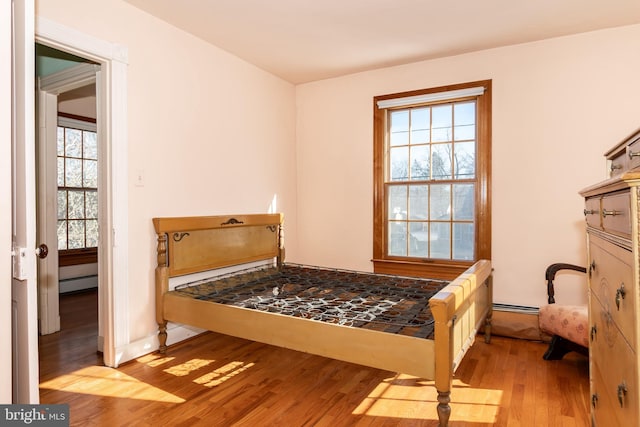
xmin=373 ymin=81 xmax=491 ymax=280
xmin=57 ymin=115 xmax=98 ymax=265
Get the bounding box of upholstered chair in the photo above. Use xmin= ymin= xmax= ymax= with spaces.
xmin=538 ymin=263 xmax=588 ymax=360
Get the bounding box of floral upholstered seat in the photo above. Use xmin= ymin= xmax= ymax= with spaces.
xmin=538 ymin=263 xmax=588 ymax=360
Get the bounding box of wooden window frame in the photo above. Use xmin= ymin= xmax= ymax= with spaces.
xmin=57 ymin=113 xmax=99 ymax=266
xmin=373 ymin=80 xmax=492 ymax=280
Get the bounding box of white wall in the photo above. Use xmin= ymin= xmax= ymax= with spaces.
xmin=295 ymin=24 xmax=640 ymax=307
xmin=36 ymin=0 xmax=298 ymax=346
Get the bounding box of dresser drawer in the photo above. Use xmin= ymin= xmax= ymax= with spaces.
xmin=589 ymin=235 xmax=636 ymax=351
xmin=609 ymin=151 xmax=627 ymax=178
xmin=591 ymin=360 xmax=636 ymax=427
xmin=601 ymin=191 xmax=631 ymax=236
xmin=628 ymin=136 xmax=640 ymax=171
xmin=590 ymin=297 xmax=639 ymax=425
xmin=584 ymin=197 xmax=601 ymax=228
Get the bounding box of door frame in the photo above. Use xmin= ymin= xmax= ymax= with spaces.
xmin=35 ymin=17 xmax=129 ymax=368
xmin=37 ymin=62 xmax=100 ymax=336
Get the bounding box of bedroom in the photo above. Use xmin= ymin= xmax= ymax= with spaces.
xmin=3 ymin=0 xmax=640 ymax=424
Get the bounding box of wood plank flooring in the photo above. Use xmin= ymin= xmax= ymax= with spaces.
xmin=39 ymin=290 xmax=590 ymax=426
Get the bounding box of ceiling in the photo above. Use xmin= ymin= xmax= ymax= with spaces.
xmin=124 ymin=0 xmax=640 ymax=84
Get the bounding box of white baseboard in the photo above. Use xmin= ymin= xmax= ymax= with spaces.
xmin=112 ymin=323 xmax=205 ymax=367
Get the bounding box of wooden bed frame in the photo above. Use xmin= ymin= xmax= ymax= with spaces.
xmin=153 ymin=214 xmax=493 ymax=426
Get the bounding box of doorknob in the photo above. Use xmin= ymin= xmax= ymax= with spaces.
xmin=37 ymin=243 xmax=49 ymax=259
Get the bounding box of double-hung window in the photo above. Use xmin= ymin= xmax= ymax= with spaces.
xmin=57 ymin=115 xmax=99 ymax=266
xmin=373 ymin=80 xmax=491 ymax=279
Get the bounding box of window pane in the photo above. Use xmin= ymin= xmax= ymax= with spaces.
xmin=388 ymin=221 xmax=407 ymax=256
xmin=432 ymin=105 xmax=452 ymax=142
xmin=430 ymin=222 xmax=451 ymax=259
xmin=83 ymin=131 xmax=97 ymax=159
xmin=454 ymin=141 xmax=475 ymax=179
xmin=453 ymin=184 xmax=474 ymax=220
xmin=57 ymin=220 xmax=67 ymax=250
xmin=430 ymin=184 xmax=451 ymax=220
xmin=453 ymin=223 xmax=474 ymax=260
xmin=409 ymin=222 xmax=428 ymax=257
xmin=389 ymin=146 xmax=409 ymax=181
xmin=390 ymin=110 xmax=409 ymax=147
xmin=454 ymin=102 xmax=476 ymax=141
xmin=86 ymin=219 xmax=98 ymax=247
xmin=390 ymin=130 xmax=409 ymax=147
xmin=431 ymin=143 xmax=452 ymax=180
xmin=86 ymin=191 xmax=98 ymax=219
xmin=408 ymin=185 xmax=428 ymax=220
xmin=57 ymin=157 xmax=64 ymax=186
xmin=65 ymin=128 xmax=82 ymax=157
xmin=65 ymin=158 xmax=83 ymax=187
xmin=409 ymin=145 xmax=429 ymax=180
xmin=388 ymin=185 xmax=407 ymax=220
xmin=84 ymin=159 xmax=98 ymax=187
xmin=68 ymin=220 xmax=85 ymax=249
xmin=57 ymin=127 xmax=65 ymax=156
xmin=57 ymin=190 xmax=67 ymax=220
xmin=68 ymin=190 xmax=85 ymax=219
xmin=410 ymin=107 xmax=430 ymax=143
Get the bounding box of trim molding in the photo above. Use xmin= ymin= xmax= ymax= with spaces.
xmin=115 ymin=324 xmax=206 ymax=366
xmin=36 ymin=16 xmax=129 ymax=368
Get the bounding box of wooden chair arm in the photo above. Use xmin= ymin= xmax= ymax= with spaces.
xmin=545 ymin=263 xmax=587 ymax=304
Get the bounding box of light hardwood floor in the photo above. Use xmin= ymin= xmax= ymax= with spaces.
xmin=39 ymin=290 xmax=590 ymax=426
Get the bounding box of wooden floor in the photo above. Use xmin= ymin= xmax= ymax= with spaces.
xmin=39 ymin=290 xmax=590 ymax=426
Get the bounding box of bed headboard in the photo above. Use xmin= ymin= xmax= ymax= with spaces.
xmin=153 ymin=213 xmax=284 ymax=278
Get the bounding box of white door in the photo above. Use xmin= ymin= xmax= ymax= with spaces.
xmin=11 ymin=0 xmax=40 ymax=403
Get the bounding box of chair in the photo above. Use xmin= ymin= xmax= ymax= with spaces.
xmin=538 ymin=263 xmax=588 ymax=360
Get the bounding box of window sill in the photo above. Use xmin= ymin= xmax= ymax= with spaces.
xmin=372 ymin=258 xmax=473 ymax=281
xmin=59 ymin=249 xmax=98 ymax=267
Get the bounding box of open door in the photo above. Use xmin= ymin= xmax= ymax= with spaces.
xmin=11 ymin=0 xmax=40 ymax=403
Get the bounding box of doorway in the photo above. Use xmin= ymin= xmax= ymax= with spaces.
xmin=35 ymin=44 xmax=100 ymax=352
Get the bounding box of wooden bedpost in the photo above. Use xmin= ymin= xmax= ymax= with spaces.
xmin=155 ymin=232 xmax=169 ymax=353
xmin=484 ymin=273 xmax=494 ymax=343
xmin=277 ymin=215 xmax=285 ymax=266
xmin=430 ymin=293 xmax=455 ymax=427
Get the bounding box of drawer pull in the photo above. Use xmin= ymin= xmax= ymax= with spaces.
xmin=583 ymin=209 xmax=598 ymax=216
xmin=602 ymin=209 xmax=621 ymax=217
xmin=590 ymin=325 xmax=597 ymax=342
xmin=591 ymin=393 xmax=598 ymax=408
xmin=629 ymin=149 xmax=640 ymax=159
xmin=610 ymin=163 xmax=623 ymax=172
xmin=588 ymin=260 xmax=596 ymax=278
xmin=615 ymin=283 xmax=627 ymax=310
xmin=618 ymin=382 xmax=628 ymax=407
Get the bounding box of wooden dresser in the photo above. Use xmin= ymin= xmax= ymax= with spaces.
xmin=580 ymin=128 xmax=640 ymax=426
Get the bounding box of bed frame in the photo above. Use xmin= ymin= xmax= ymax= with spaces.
xmin=153 ymin=214 xmax=493 ymax=426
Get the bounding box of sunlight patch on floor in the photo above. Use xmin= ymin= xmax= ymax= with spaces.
xmin=39 ymin=366 xmax=185 ymax=403
xmin=163 ymin=358 xmax=214 ymax=377
xmin=193 ymin=361 xmax=255 ymax=387
xmin=352 ymin=375 xmax=501 ymax=423
xmin=137 ymin=353 xmax=176 ymax=367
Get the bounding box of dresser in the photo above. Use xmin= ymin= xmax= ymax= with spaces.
xmin=580 ymin=128 xmax=640 ymax=426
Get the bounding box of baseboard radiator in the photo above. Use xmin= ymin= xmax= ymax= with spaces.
xmin=59 ymin=274 xmax=98 ymax=294
xmin=491 ymin=303 xmax=547 ymax=341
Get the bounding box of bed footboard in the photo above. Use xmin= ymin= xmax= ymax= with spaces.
xmin=429 ymin=259 xmax=493 ymax=427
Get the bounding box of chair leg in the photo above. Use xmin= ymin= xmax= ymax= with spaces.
xmin=543 ymin=335 xmax=588 ymax=360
